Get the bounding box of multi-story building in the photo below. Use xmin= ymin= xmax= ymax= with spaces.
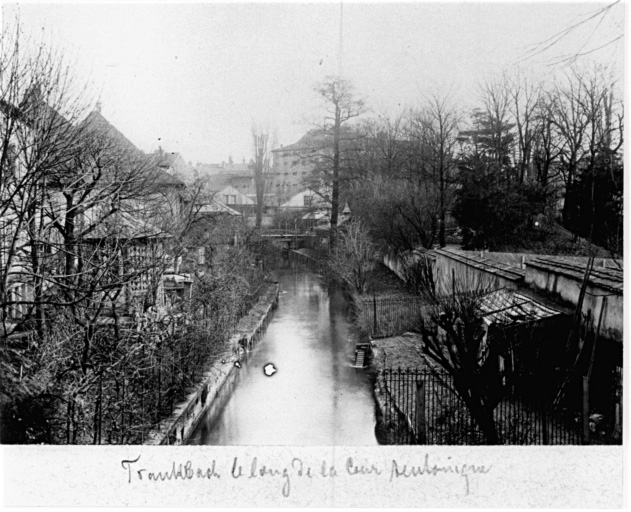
xmin=153 ymin=148 xmax=195 ymax=184
xmin=195 ymin=158 xmax=255 ymax=197
xmin=270 ymin=131 xmax=324 ymax=206
xmin=0 ymin=95 xmax=186 ymax=334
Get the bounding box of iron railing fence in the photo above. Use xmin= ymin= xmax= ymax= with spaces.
xmin=380 ymin=368 xmax=620 ymax=445
xmin=357 ymin=295 xmax=426 ymax=338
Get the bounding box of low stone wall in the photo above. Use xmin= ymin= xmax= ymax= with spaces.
xmin=144 ymin=282 xmax=279 ymax=445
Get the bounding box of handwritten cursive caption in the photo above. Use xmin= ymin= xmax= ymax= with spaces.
xmin=121 ymin=454 xmax=492 ymax=497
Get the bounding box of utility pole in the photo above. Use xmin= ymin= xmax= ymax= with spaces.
xmin=338 ymin=1 xmax=344 ymax=77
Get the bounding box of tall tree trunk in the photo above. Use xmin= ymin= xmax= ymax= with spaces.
xmin=330 ymin=104 xmax=341 ymax=248
xmin=255 ymin=159 xmax=264 ymax=229
xmin=439 ymin=165 xmax=446 ymax=247
xmin=454 ymin=379 xmax=500 ymax=444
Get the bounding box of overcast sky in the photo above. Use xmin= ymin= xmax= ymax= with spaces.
xmin=5 ymin=1 xmax=624 ymax=165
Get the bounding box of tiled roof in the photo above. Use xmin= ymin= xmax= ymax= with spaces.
xmin=526 ymin=258 xmax=623 ymax=294
xmin=434 ymin=248 xmax=526 ymax=282
xmin=479 ymin=251 xmax=622 ymax=270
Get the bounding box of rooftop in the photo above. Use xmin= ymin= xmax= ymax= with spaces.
xmin=273 ymin=130 xmax=328 ymax=154
xmin=526 ymin=258 xmax=623 ymax=294
xmin=479 ymin=288 xmax=567 ymax=326
xmin=197 ymin=199 xmax=240 ymax=216
xmin=83 ymin=110 xmax=185 ymax=189
xmin=434 ymin=248 xmax=526 ymax=282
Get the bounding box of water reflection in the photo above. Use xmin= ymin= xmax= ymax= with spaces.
xmin=188 ymin=260 xmax=377 ymax=445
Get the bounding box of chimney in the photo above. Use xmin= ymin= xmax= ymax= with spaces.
xmin=95 ymin=101 xmax=102 ymax=113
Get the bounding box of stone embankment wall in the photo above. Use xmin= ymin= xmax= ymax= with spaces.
xmin=144 ymin=282 xmax=279 ymax=445
xmin=382 ymin=248 xmax=408 ymax=281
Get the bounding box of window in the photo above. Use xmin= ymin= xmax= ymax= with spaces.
xmin=304 ymin=195 xmax=313 ymax=207
xmin=225 ymin=195 xmax=236 ymax=205
xmin=292 ymin=172 xmax=297 ymax=176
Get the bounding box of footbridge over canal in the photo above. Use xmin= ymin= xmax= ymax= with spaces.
xmin=258 ymin=230 xmax=317 ymax=250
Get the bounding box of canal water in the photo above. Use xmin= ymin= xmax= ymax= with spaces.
xmin=188 ymin=259 xmax=377 ymax=445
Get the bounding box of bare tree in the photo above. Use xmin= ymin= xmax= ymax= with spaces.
xmin=530 ymin=94 xmax=564 ymax=189
xmin=408 ymin=91 xmax=460 ymax=246
xmin=251 ymin=123 xmax=275 ymax=229
xmin=409 ymin=258 xmax=501 ymax=444
xmin=350 ymin=110 xmax=409 ymax=182
xmin=0 ymin=23 xmax=273 ymax=445
xmin=328 ymin=220 xmax=376 ymax=294
xmin=547 ymin=64 xmax=622 ymax=230
xmin=1 ymin=25 xmax=94 ymax=338
xmin=505 ymin=71 xmax=542 ymax=183
xmin=313 ymin=76 xmax=366 ymax=246
xmin=477 ymin=78 xmax=516 ymax=167
xmin=348 ymin=108 xmax=450 ymax=252
xmin=352 ymin=173 xmax=440 ymax=252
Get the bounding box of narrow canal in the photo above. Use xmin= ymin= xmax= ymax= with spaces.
xmin=188 ymin=259 xmax=377 ymax=445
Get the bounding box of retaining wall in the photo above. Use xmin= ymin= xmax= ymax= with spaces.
xmin=144 ymin=282 xmax=280 ymax=445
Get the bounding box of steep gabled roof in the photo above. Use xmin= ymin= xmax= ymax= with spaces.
xmin=18 ymin=85 xmax=71 ymax=132
xmin=216 ymin=185 xmax=255 ymax=204
xmin=81 ymin=109 xmax=143 ymax=157
xmin=81 ymin=110 xmax=185 ymax=190
xmin=280 ymin=188 xmax=330 ymax=208
xmin=197 ymin=198 xmax=241 ymax=216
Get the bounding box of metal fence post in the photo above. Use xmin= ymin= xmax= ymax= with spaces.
xmin=373 ymin=293 xmax=377 ymax=336
xmin=415 ymin=379 xmax=427 ymax=444
xmin=582 ymin=376 xmax=590 ymax=445
xmin=542 ymin=402 xmax=549 ymax=445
